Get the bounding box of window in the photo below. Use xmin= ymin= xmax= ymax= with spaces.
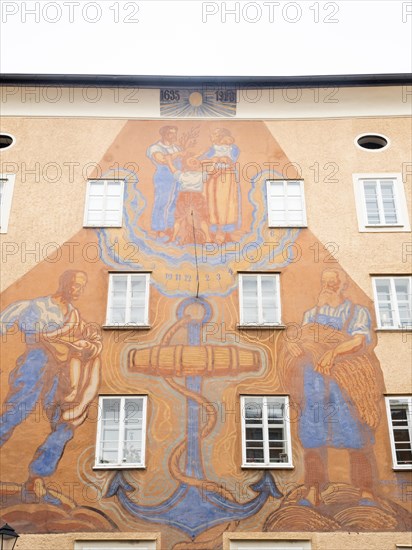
xmin=353 ymin=174 xmax=410 ymax=232
xmin=239 ymin=274 xmax=281 ymax=326
xmin=75 ymin=541 xmax=156 ymax=550
xmin=372 ymin=276 xmax=412 ymax=329
xmin=0 ymin=134 xmax=15 ymax=150
xmin=266 ymin=180 xmax=307 ymax=227
xmin=355 ymin=133 xmax=389 ymax=151
xmin=95 ymin=396 xmax=147 ymax=468
xmin=106 ymin=273 xmax=150 ymax=327
xmin=230 ymin=541 xmax=311 ymax=550
xmin=84 ymin=179 xmax=124 ymax=227
xmin=385 ymin=397 xmax=412 ymax=469
xmin=0 ymin=174 xmax=15 ymax=233
xmin=241 ymin=396 xmax=293 ymax=468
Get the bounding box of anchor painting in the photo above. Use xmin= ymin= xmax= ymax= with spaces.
xmin=0 ymin=119 xmax=410 ymax=548
xmin=106 ymin=296 xmax=282 ymax=538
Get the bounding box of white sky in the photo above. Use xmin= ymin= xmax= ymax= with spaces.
xmin=1 ymin=0 xmax=411 ymax=76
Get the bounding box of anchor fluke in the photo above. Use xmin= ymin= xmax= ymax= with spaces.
xmin=250 ymin=471 xmax=283 ymax=499
xmin=105 ymin=471 xmax=134 ymax=498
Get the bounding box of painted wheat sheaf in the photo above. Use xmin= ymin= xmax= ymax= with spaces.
xmin=264 ymin=504 xmax=340 ymax=531
xmin=333 ymin=355 xmax=381 ymax=429
xmin=334 ymin=506 xmax=398 ymax=530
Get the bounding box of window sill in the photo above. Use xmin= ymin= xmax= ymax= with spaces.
xmin=242 ymin=464 xmax=294 ymax=469
xmin=102 ymin=325 xmax=151 ymax=330
xmin=237 ymin=324 xmax=286 ymax=330
xmin=359 ymin=226 xmax=409 ymax=233
xmin=83 ymin=224 xmax=123 ymax=228
xmin=375 ymin=328 xmax=412 ymax=332
xmin=93 ymin=464 xmax=146 ymax=470
xmin=364 ymin=224 xmax=404 ymax=228
xmin=392 ymin=466 xmax=412 ymax=471
xmin=268 ymin=225 xmax=307 ymax=229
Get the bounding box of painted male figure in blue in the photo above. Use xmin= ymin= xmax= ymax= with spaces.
xmin=147 ymin=126 xmax=186 ymax=238
xmin=286 ymin=268 xmax=382 ymax=506
xmin=0 ymin=270 xmax=101 ymax=497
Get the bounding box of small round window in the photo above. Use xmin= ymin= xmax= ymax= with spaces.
xmin=356 ymin=134 xmax=389 ymax=151
xmin=0 ymin=134 xmax=15 ymax=150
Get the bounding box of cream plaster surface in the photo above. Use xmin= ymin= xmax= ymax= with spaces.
xmin=224 ymin=531 xmax=412 ymax=550
xmin=15 ymin=532 xmax=160 ymax=550
xmin=0 ymin=117 xmax=126 ymax=290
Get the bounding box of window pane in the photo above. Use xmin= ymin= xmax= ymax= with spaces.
xmin=89 ymin=181 xmax=105 ymax=196
xmin=123 ymin=398 xmax=143 ymax=464
xmin=246 ymin=427 xmax=264 ymax=440
xmin=246 ymin=448 xmax=264 ymax=462
xmin=391 ymin=404 xmax=409 ymax=426
xmin=245 ymin=399 xmax=263 ymax=420
xmin=395 ymin=278 xmax=412 ymax=324
xmin=107 ymin=181 xmax=122 ymax=196
xmin=100 ymin=399 xmax=120 ymax=464
xmin=267 ymin=402 xmax=284 ymax=421
xmin=375 ymin=279 xmax=391 ymax=299
xmin=261 ymin=277 xmax=276 ymax=295
xmin=380 ymin=181 xmax=398 ymax=224
xmin=378 ymin=304 xmax=393 ymax=327
xmin=364 ymin=182 xmax=380 ymax=224
xmin=375 ymin=279 xmax=394 ymax=326
xmin=286 ymin=182 xmax=301 ymax=196
xmin=270 ymin=210 xmax=287 ymax=224
xmin=129 ymin=277 xmax=146 ymax=323
xmin=269 ymin=181 xmax=284 ymax=196
xmin=261 ymin=278 xmax=278 ymax=324
xmin=242 ymin=277 xmax=258 ymax=323
xmin=395 ymin=278 xmax=410 ymax=301
xmin=88 ymin=195 xmax=105 ymax=210
xmin=268 ymin=428 xmax=284 ymax=440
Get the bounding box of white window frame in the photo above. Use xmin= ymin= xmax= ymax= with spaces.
xmin=0 ymin=174 xmax=16 ymax=233
xmin=385 ymin=396 xmax=412 ymax=470
xmin=95 ymin=395 xmax=148 ymax=469
xmin=75 ymin=541 xmax=156 ymax=550
xmin=240 ymin=396 xmax=293 ymax=469
xmin=106 ymin=273 xmax=150 ymax=327
xmin=230 ymin=541 xmax=311 ymax=550
xmin=239 ymin=273 xmax=282 ymax=327
xmin=84 ymin=179 xmax=125 ymax=227
xmin=266 ymin=179 xmax=307 ymax=227
xmin=353 ymin=173 xmax=410 ymax=232
xmin=372 ymin=276 xmax=412 ymax=330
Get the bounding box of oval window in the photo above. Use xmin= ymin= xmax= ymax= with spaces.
xmin=0 ymin=134 xmax=14 ymax=150
xmin=356 ymin=134 xmax=388 ymax=151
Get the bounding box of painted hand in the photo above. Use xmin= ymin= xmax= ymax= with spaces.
xmin=316 ymin=349 xmax=336 ymax=374
xmin=287 ymin=342 xmax=304 ymax=358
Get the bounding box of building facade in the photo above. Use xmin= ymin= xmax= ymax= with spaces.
xmin=0 ymin=76 xmax=411 ymax=549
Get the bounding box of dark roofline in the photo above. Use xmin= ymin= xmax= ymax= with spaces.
xmin=1 ymin=73 xmax=411 ymax=88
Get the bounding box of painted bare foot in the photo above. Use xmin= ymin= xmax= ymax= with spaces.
xmin=306 ymin=485 xmax=322 ymax=505
xmin=25 ymin=477 xmax=47 ymax=499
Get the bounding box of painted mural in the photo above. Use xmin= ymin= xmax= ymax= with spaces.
xmin=0 ymin=120 xmax=410 ymax=548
